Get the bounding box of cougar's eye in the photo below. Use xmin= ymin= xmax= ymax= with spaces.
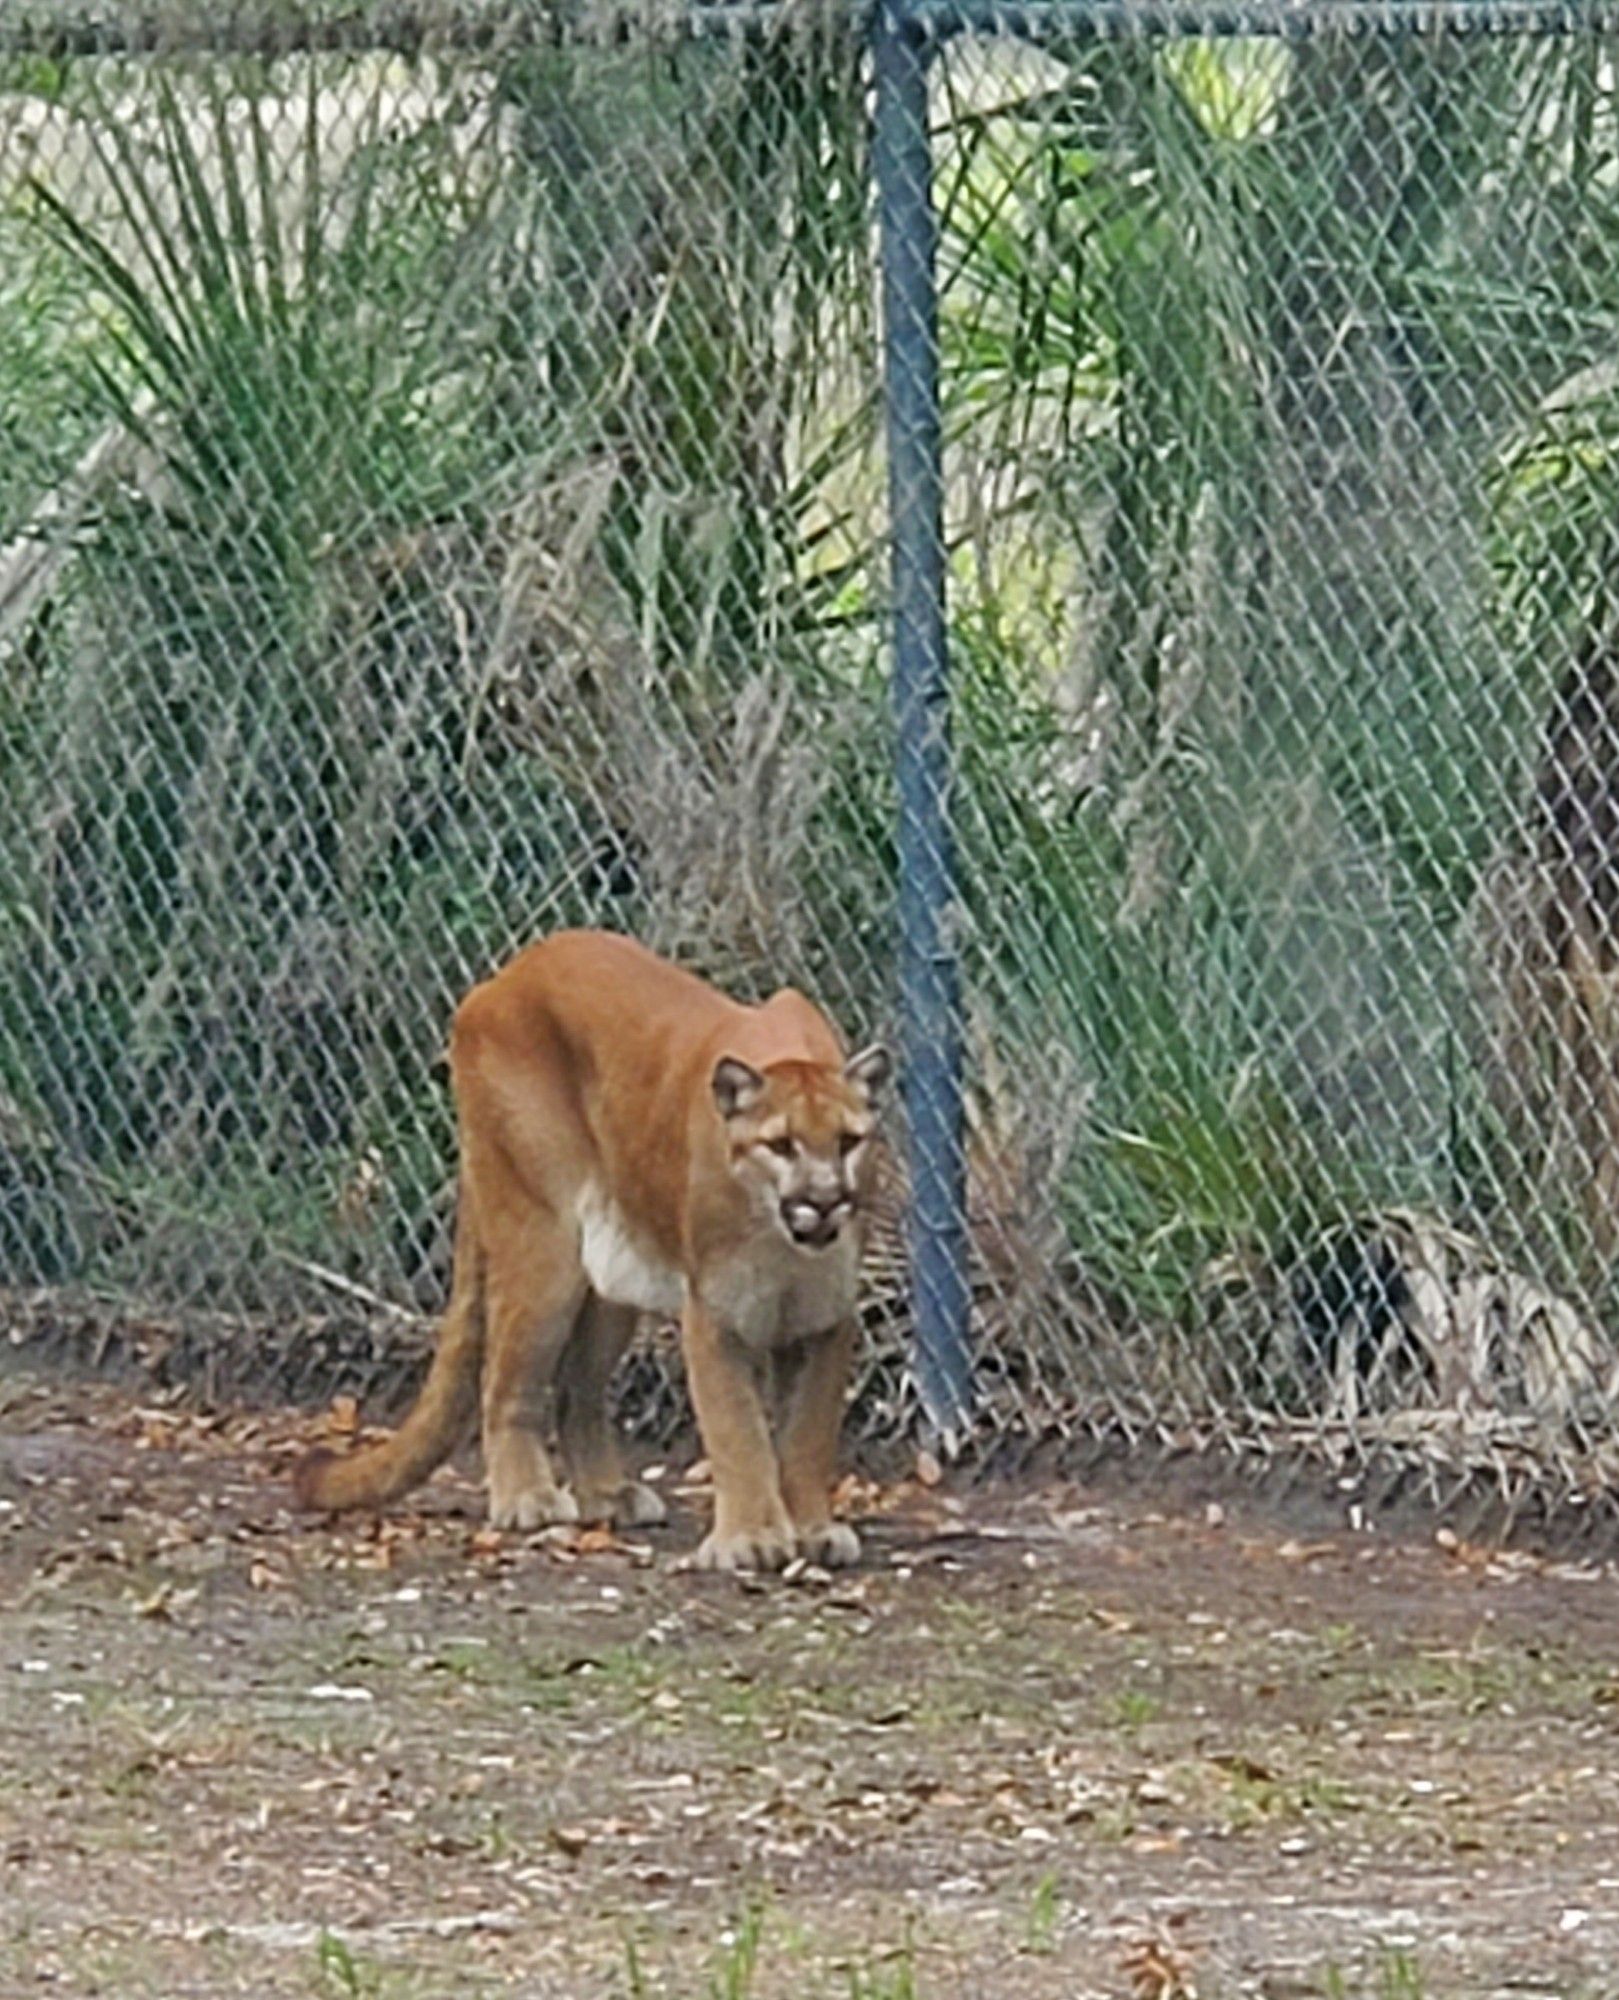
xmin=838 ymin=1132 xmax=863 ymax=1159
xmin=765 ymin=1135 xmax=797 ymax=1160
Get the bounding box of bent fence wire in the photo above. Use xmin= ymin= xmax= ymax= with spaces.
xmin=5 ymin=2 xmax=1619 ymax=1525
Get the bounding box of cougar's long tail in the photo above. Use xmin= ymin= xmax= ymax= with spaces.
xmin=293 ymin=1200 xmax=483 ymax=1513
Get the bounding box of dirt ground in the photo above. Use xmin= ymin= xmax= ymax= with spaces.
xmin=5 ymin=1361 xmax=1619 ymax=1999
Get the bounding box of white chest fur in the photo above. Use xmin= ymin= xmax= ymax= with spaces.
xmin=576 ymin=1190 xmax=683 ymax=1317
xmin=576 ymin=1186 xmax=860 ymax=1344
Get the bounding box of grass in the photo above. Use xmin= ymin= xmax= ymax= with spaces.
xmin=1341 ymin=1637 xmax=1607 ymax=1725
xmin=709 ymin=1899 xmax=769 ymax=2000
xmin=315 ymin=1934 xmax=381 ymax=2000
xmin=1109 ymin=1688 xmax=1164 ymax=1732
xmin=845 ymin=1934 xmax=920 ymax=2000
xmin=615 ymin=1902 xmax=924 ymax=2000
xmin=1214 ymin=1762 xmax=1359 ymax=1831
xmin=312 ymin=1932 xmax=495 ymax=2000
xmin=615 ymin=1899 xmax=1453 ymax=2000
xmin=1021 ymin=1874 xmax=1061 ymax=1956
xmin=1320 ymin=1946 xmax=1429 ymax=2000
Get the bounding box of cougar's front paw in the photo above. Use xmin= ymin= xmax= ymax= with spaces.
xmin=796 ymin=1520 xmax=861 ymax=1568
xmin=686 ymin=1520 xmax=797 ymax=1573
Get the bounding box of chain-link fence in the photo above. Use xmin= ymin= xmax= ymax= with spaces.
xmin=6 ymin=1 xmax=1619 ymax=1526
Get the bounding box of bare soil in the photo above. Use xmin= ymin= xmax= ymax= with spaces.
xmin=4 ymin=1360 xmax=1619 ymax=1999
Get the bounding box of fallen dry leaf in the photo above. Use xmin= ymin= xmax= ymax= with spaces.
xmin=326 ymin=1395 xmax=361 ymax=1438
xmin=832 ymin=1472 xmax=888 ymax=1516
xmin=1276 ymin=1539 xmax=1336 ymax=1564
xmin=135 ymin=1581 xmax=199 ymax=1620
xmin=1123 ymin=1934 xmax=1199 ymax=2000
xmin=1434 ymin=1527 xmax=1491 ymax=1570
xmin=1207 ymin=1750 xmax=1273 ymax=1784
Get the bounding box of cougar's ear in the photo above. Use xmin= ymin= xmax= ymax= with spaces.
xmin=712 ymin=1056 xmax=767 ymax=1120
xmin=844 ymin=1044 xmax=892 ymax=1108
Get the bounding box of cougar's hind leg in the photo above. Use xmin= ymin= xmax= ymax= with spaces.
xmin=556 ymin=1296 xmax=666 ymax=1528
xmin=479 ymin=1214 xmax=587 ymax=1530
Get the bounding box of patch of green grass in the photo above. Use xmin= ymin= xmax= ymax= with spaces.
xmin=709 ymin=1675 xmax=769 ymax=1734
xmin=1402 ymin=1650 xmax=1530 ymax=1713
xmin=315 ymin=1932 xmax=382 ymax=1999
xmin=478 ymin=1810 xmax=519 ymax=1864
xmin=846 ymin=1941 xmax=919 ymax=2000
xmin=97 ymin=1751 xmax=167 ymax=1802
xmin=1379 ymin=1950 xmax=1427 ymax=2000
xmin=6 ymin=1925 xmax=328 ymax=2000
xmin=1320 ymin=1945 xmax=1428 ymax=2000
xmin=1219 ymin=1764 xmax=1357 ymax=1830
xmin=429 ymin=1639 xmax=493 ymax=1681
xmin=421 ymin=1638 xmax=663 ymax=1718
xmin=1022 ymin=1871 xmax=1062 ymax=1955
xmin=1068 ymin=1800 xmax=1143 ymax=1847
xmin=617 ymin=1902 xmax=926 ymax=2000
xmin=518 ymin=1665 xmax=582 ymax=1716
xmin=622 ymin=1928 xmax=652 ymax=2000
xmin=709 ymin=1899 xmax=768 ymax=2000
xmin=1351 ymin=1640 xmax=1603 ymax=1724
xmin=845 ymin=1916 xmax=920 ymax=2000
xmin=1110 ymin=1688 xmax=1162 ymax=1730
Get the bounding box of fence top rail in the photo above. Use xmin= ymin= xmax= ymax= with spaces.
xmin=0 ymin=0 xmax=1611 ymax=58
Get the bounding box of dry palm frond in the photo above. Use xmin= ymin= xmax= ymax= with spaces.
xmin=619 ymin=669 xmax=829 ymax=977
xmin=1293 ymin=1207 xmax=1612 ymax=1437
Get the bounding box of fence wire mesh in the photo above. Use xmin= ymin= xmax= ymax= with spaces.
xmin=5 ymin=4 xmax=1619 ymax=1523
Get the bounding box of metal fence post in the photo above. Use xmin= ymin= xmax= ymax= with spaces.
xmin=873 ymin=0 xmax=974 ymax=1446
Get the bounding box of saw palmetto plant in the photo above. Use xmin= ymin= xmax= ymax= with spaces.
xmin=2 ymin=17 xmax=1619 ymax=1504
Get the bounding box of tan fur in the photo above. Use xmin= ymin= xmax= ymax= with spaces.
xmin=293 ymin=930 xmax=888 ymax=1571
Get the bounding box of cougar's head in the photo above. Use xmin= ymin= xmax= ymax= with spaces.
xmin=712 ymin=1045 xmax=891 ymax=1251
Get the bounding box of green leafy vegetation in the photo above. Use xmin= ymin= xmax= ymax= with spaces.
xmin=0 ymin=24 xmax=1614 ymax=1414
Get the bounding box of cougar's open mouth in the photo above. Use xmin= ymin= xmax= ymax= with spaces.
xmin=784 ymin=1201 xmax=844 ymax=1250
